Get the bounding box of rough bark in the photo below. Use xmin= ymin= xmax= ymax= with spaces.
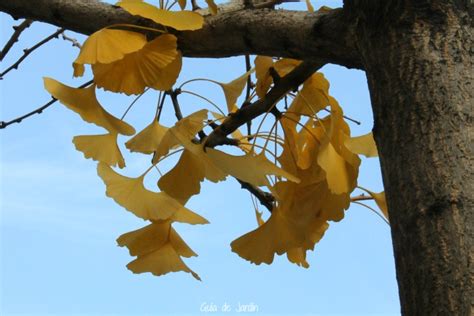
xmin=351 ymin=1 xmax=473 ymax=314
xmin=0 ymin=0 xmax=362 ymax=69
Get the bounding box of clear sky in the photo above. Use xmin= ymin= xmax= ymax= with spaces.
xmin=1 ymin=1 xmax=400 ymax=315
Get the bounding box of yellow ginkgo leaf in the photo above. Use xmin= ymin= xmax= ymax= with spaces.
xmin=117 ymin=221 xmax=171 ymax=257
xmin=73 ymin=62 xmax=85 ymax=77
xmin=118 ymin=221 xmax=200 ymax=280
xmin=287 ymin=248 xmax=309 ymax=268
xmin=368 ymin=190 xmax=389 ymax=220
xmin=117 ymin=221 xmax=198 ymax=257
xmin=117 ymin=0 xmax=204 ymax=31
xmin=317 ymin=141 xmax=353 ymax=194
xmin=231 ymin=208 xmax=304 ymax=265
xmin=74 ymin=29 xmax=146 ymax=66
xmin=97 ymin=162 xmax=208 ymax=224
xmin=169 ymin=228 xmax=198 ymax=258
xmin=154 ymin=109 xmax=208 ymax=161
xmin=73 ymin=133 xmax=125 ymax=168
xmin=92 ymin=34 xmax=180 ymax=95
xmin=158 ymin=150 xmax=205 ymax=204
xmin=43 ymin=78 xmax=135 ymax=135
xmin=205 ymin=0 xmax=218 ymax=15
xmin=126 ymin=243 xmax=201 ymax=280
xmin=345 ymin=132 xmax=378 ymax=158
xmin=125 ymin=120 xmax=168 ymax=154
xmin=219 ymin=69 xmax=253 ymax=113
xmin=273 ymin=58 xmax=301 ymax=77
xmin=254 ymin=56 xmax=274 ymax=98
xmin=289 ymin=72 xmax=330 ymax=117
xmin=207 ymin=150 xmax=300 ymax=190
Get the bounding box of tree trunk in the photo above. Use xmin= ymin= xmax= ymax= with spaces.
xmin=354 ymin=2 xmax=473 ymax=315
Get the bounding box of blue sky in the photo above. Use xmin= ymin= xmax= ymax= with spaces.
xmin=1 ymin=1 xmax=400 ymax=315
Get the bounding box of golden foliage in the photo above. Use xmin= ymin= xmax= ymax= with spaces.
xmin=44 ymin=6 xmax=384 ymax=279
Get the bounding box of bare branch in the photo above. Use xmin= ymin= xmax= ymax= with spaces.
xmin=0 ymin=79 xmax=93 ymax=130
xmin=238 ymin=179 xmax=275 ymax=212
xmin=61 ymin=32 xmax=82 ymax=49
xmin=204 ymin=60 xmax=324 ymax=148
xmin=0 ymin=19 xmax=33 ymax=61
xmin=0 ymin=28 xmax=64 ymax=79
xmin=0 ymin=0 xmax=362 ymax=69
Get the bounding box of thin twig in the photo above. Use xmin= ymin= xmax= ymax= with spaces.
xmin=352 ymin=201 xmax=390 ymax=226
xmin=180 ymin=90 xmax=225 ymax=116
xmin=156 ymin=91 xmax=167 ymax=121
xmin=350 ymin=194 xmax=374 ymax=202
xmin=120 ymin=88 xmax=149 ymax=120
xmin=61 ymin=32 xmax=82 ymax=49
xmin=0 ymin=19 xmax=33 ymax=61
xmin=243 ymin=54 xmax=253 ymax=138
xmin=0 ymin=79 xmax=93 ymax=130
xmin=0 ymin=28 xmax=65 ymax=79
xmin=238 ymin=179 xmax=275 ymax=212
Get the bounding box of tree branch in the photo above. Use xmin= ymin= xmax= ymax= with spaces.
xmin=0 ymin=79 xmax=93 ymax=129
xmin=204 ymin=59 xmax=324 ymax=148
xmin=0 ymin=28 xmax=64 ymax=79
xmin=0 ymin=19 xmax=33 ymax=61
xmin=167 ymin=88 xmax=275 ymax=212
xmin=0 ymin=0 xmax=362 ymax=69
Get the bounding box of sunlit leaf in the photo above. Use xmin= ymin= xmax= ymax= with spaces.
xmin=368 ymin=190 xmax=389 ymax=220
xmin=231 ymin=208 xmax=304 ymax=265
xmin=43 ymin=78 xmax=135 ymax=135
xmin=345 ymin=132 xmax=378 ymax=158
xmin=305 ymin=0 xmax=314 ymax=12
xmin=74 ymin=29 xmax=146 ymax=66
xmin=117 ymin=0 xmax=204 ymax=31
xmin=97 ymin=162 xmax=208 ymax=224
xmin=154 ymin=109 xmax=208 ymax=161
xmin=73 ymin=133 xmax=125 ymax=168
xmin=273 ymin=58 xmax=301 ymax=77
xmin=125 ymin=120 xmax=168 ymax=154
xmin=92 ymin=35 xmax=180 ymax=95
xmin=117 ymin=221 xmax=170 ymax=257
xmin=287 ymin=248 xmax=309 ymax=268
xmin=117 ymin=221 xmax=197 ymax=257
xmin=127 ymin=243 xmax=201 ymax=280
xmin=218 ymin=69 xmax=253 ymax=113
xmin=207 ymin=150 xmax=300 ymax=191
xmin=254 ymin=56 xmax=274 ymax=98
xmin=158 ymin=150 xmax=205 ymax=204
xmin=317 ymin=142 xmax=353 ymax=194
xmin=289 ymin=72 xmax=330 ymax=117
xmin=118 ymin=221 xmax=200 ymax=280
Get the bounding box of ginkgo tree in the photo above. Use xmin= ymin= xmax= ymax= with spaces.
xmin=0 ymin=0 xmax=472 ymax=315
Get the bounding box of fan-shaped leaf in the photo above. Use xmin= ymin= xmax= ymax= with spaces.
xmin=345 ymin=132 xmax=378 ymax=158
xmin=92 ymin=35 xmax=180 ymax=95
xmin=125 ymin=120 xmax=168 ymax=154
xmin=97 ymin=163 xmax=208 ymax=224
xmin=117 ymin=0 xmax=204 ymax=31
xmin=44 ymin=78 xmax=135 ymax=135
xmin=73 ymin=133 xmax=125 ymax=168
